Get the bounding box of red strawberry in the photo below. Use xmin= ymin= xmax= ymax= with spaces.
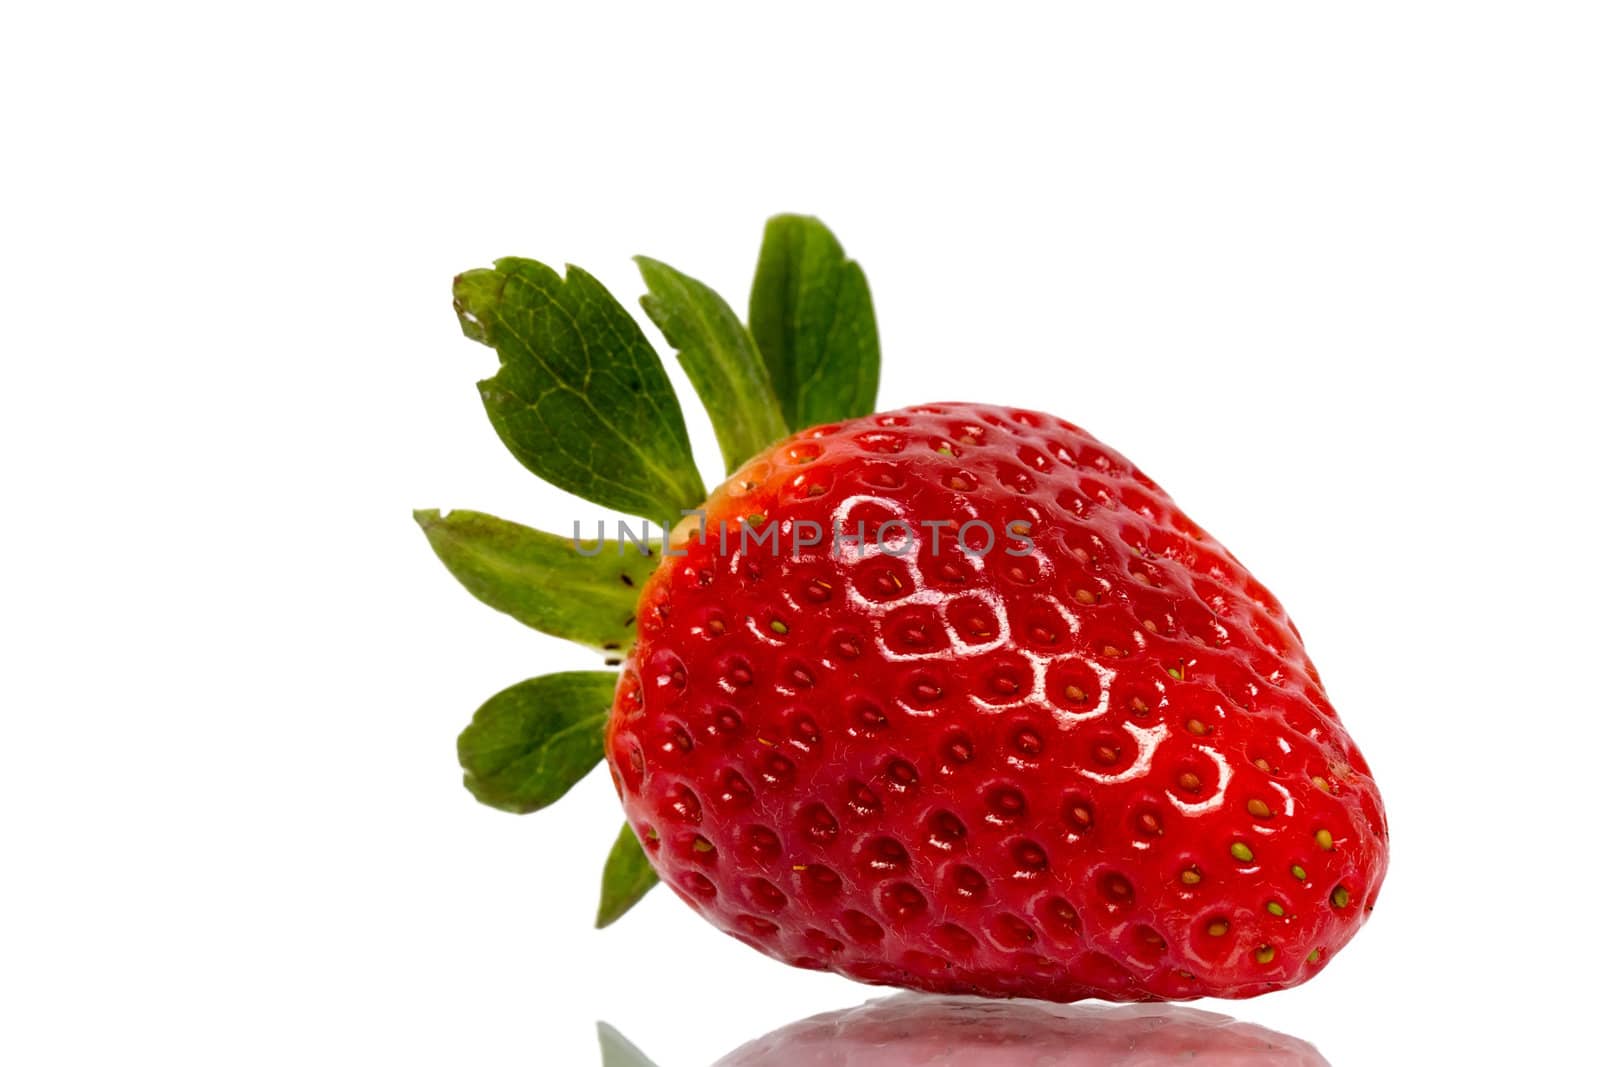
xmin=425 ymin=215 xmax=1386 ymax=1004
xmin=606 ymin=403 xmax=1387 ymax=1001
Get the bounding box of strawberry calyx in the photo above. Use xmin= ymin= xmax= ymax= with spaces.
xmin=416 ymin=216 xmax=880 ymax=926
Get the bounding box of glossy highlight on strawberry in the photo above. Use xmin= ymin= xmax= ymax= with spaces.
xmin=606 ymin=403 xmax=1387 ymax=1001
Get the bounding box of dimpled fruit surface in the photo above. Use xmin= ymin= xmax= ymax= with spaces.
xmin=605 ymin=403 xmax=1387 ymax=1001
xmin=712 ymin=993 xmax=1330 ymax=1066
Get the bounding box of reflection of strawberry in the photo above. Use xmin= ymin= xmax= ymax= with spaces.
xmin=711 ymin=993 xmax=1331 ymax=1065
xmin=607 ymin=404 xmax=1387 ymax=1001
xmin=423 ymin=215 xmax=1386 ymax=1003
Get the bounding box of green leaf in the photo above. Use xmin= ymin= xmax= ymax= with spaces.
xmin=748 ymin=215 xmax=880 ymax=430
xmin=414 ymin=508 xmax=652 ymax=656
xmin=457 ymin=672 xmax=618 ymax=814
xmin=596 ymin=1022 xmax=661 ymax=1067
xmin=636 ymin=256 xmax=789 ymax=474
xmin=454 ymin=259 xmax=707 ymax=520
xmin=595 ymin=821 xmax=659 ymax=928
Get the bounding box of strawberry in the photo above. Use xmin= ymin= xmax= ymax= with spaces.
xmin=421 ymin=215 xmax=1387 ymax=1004
xmin=607 ymin=403 xmax=1386 ymax=1001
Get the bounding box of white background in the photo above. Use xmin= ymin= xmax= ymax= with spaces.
xmin=4 ymin=3 xmax=1597 ymax=1064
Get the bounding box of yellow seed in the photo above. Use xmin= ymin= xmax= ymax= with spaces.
xmin=1167 ymin=666 xmax=1183 ymax=680
xmin=1266 ymin=901 xmax=1285 ymax=917
xmin=1331 ymin=885 xmax=1350 ymax=909
xmin=1230 ymin=842 xmax=1255 ymax=863
xmin=1207 ymin=920 xmax=1229 ymax=937
xmin=1312 ymin=776 xmax=1331 ymax=792
xmin=1307 ymin=949 xmax=1322 ymax=963
xmin=1180 ymin=868 xmax=1202 ymax=886
xmin=1187 ymin=719 xmax=1208 ymax=736
xmin=1315 ymin=829 xmax=1335 ymax=851
xmin=770 ymin=619 xmax=789 ymax=634
xmin=1254 ymin=758 xmax=1272 ymax=773
xmin=1178 ymin=772 xmax=1201 ymax=791
xmin=1291 ymin=864 xmax=1307 ymax=881
xmin=1075 ymin=588 xmax=1096 ymax=605
xmin=1065 ymin=684 xmax=1087 ymax=702
xmin=1247 ymin=798 xmax=1272 ymax=818
xmin=1255 ymin=945 xmax=1276 ymax=964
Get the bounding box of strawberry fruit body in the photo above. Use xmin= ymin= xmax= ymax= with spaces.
xmin=423 ymin=216 xmax=1387 ymax=1004
xmin=607 ymin=403 xmax=1387 ymax=1001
